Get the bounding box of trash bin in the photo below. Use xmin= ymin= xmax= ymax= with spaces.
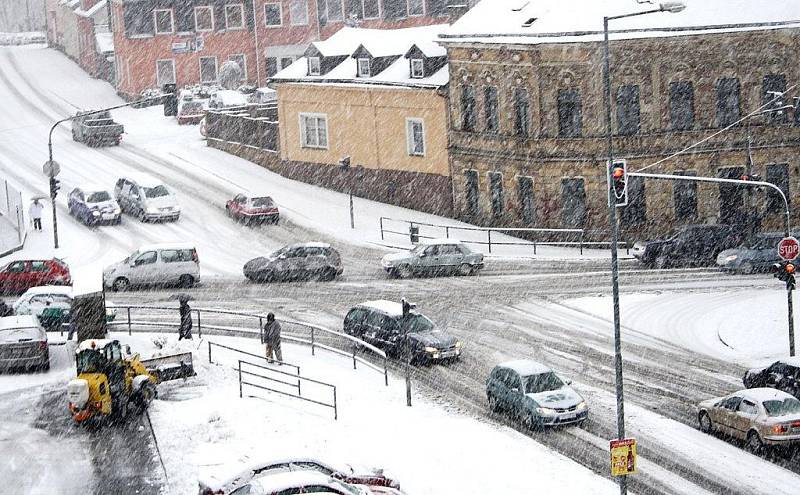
xmin=409 ymin=224 xmax=419 ymax=244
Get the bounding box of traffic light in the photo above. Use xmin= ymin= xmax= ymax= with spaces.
xmin=49 ymin=176 xmax=60 ymax=199
xmin=772 ymin=261 xmax=796 ymax=290
xmin=608 ymin=159 xmax=628 ymax=207
xmin=739 ymin=174 xmax=762 ymax=182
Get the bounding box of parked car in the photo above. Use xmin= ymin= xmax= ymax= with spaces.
xmin=13 ymin=286 xmax=116 ymax=331
xmin=381 ymin=239 xmax=484 ymax=278
xmin=631 ymin=224 xmax=746 ymax=268
xmin=114 ymin=175 xmax=181 ymax=222
xmin=67 ymin=186 xmax=122 ymax=226
xmin=247 ymin=87 xmax=277 ymax=104
xmin=697 ymin=388 xmax=800 ymax=453
xmin=717 ymin=232 xmax=789 ymax=274
xmin=343 ymin=300 xmax=462 ymax=364
xmin=209 ymin=90 xmax=249 ymax=109
xmin=0 ymin=315 xmax=49 ymax=372
xmin=486 ymin=359 xmax=588 ymax=428
xmin=177 ymin=99 xmax=206 ymax=125
xmin=243 ymin=243 xmax=342 ymax=282
xmin=103 ymin=243 xmax=199 ymax=291
xmin=71 ymin=109 xmax=124 ymax=147
xmin=225 ymin=470 xmax=372 ymax=495
xmin=743 ymin=357 xmax=800 ymax=399
xmin=0 ymin=258 xmax=71 ymax=295
xmin=198 ymin=455 xmax=399 ymax=495
xmin=225 ymin=194 xmax=279 ymax=225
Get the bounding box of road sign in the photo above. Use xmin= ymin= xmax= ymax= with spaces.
xmin=779 ymin=236 xmax=800 ymax=261
xmin=610 ymin=438 xmax=637 ymax=476
xmin=42 ymin=160 xmax=60 ymax=177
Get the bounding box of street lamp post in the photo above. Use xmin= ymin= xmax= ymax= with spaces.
xmin=602 ymin=3 xmax=685 ymax=494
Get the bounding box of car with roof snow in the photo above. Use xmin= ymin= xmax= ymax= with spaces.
xmin=177 ymin=99 xmax=206 ymax=125
xmin=197 ymin=455 xmax=399 ymax=495
xmin=0 ymin=258 xmax=71 ymax=295
xmin=697 ymin=388 xmax=800 ymax=453
xmin=13 ymin=286 xmax=117 ymax=331
xmin=486 ymin=359 xmax=588 ymax=428
xmin=631 ymin=224 xmax=746 ymax=268
xmin=114 ymin=175 xmax=181 ymax=222
xmin=381 ymin=239 xmax=484 ymax=278
xmin=68 ymin=186 xmax=122 ymax=226
xmin=0 ymin=315 xmax=49 ymax=372
xmin=243 ymin=243 xmax=342 ymax=282
xmin=343 ymin=300 xmax=462 ymax=364
xmin=225 ymin=193 xmax=279 ymax=225
xmin=103 ymin=243 xmax=200 ymax=291
xmin=743 ymin=357 xmax=800 ymax=399
xmin=209 ymin=90 xmax=249 ymax=110
xmin=716 ymin=232 xmax=792 ymax=274
xmin=224 ymin=470 xmax=373 ymax=495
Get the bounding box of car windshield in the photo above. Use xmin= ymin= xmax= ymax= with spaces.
xmin=762 ymin=397 xmax=800 ymax=416
xmin=76 ymin=350 xmax=106 ymax=374
xmin=400 ymin=313 xmax=435 ymax=333
xmin=143 ymin=185 xmax=170 ymax=198
xmin=524 ymin=371 xmax=565 ymax=394
xmin=86 ymin=191 xmax=111 ymax=203
xmin=741 ymin=235 xmax=781 ymax=249
xmin=411 ymin=245 xmax=427 ymax=255
xmin=251 ymin=197 xmax=274 ymax=207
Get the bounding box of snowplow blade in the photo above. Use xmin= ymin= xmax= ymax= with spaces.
xmin=141 ymin=352 xmax=196 ymax=382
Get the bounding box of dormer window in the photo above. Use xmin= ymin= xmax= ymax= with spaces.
xmin=357 ymin=58 xmax=370 ymax=78
xmin=410 ymin=58 xmax=424 ymax=78
xmin=308 ymin=57 xmax=320 ymax=76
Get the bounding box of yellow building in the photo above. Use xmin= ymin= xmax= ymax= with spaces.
xmin=271 ymin=25 xmax=453 ymax=215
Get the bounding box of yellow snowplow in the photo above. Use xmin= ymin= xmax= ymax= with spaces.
xmin=66 ymin=339 xmax=194 ymax=425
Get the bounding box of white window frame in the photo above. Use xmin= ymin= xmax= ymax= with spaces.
xmin=230 ymin=54 xmax=247 ymax=80
xmin=325 ymin=0 xmax=344 ymax=22
xmin=264 ymin=2 xmax=282 ymax=27
xmin=308 ymin=56 xmax=320 ymax=76
xmin=224 ymin=4 xmax=245 ymax=30
xmin=194 ymin=6 xmax=214 ymax=32
xmin=199 ymin=56 xmax=218 ymax=83
xmin=360 ymin=0 xmax=381 ymax=19
xmin=153 ymin=9 xmax=174 ymax=35
xmin=406 ymin=118 xmax=425 ymax=156
xmin=299 ymin=113 xmax=329 ymax=149
xmin=289 ymin=0 xmax=309 ymax=26
xmin=410 ymin=58 xmax=424 ymax=78
xmin=407 ymin=0 xmax=424 ymax=17
xmin=156 ymin=59 xmax=176 ymax=86
xmin=357 ymin=58 xmax=370 ymax=77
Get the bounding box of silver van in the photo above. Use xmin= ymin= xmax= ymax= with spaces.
xmin=103 ymin=243 xmax=200 ymax=291
xmin=0 ymin=315 xmax=49 ymax=372
xmin=114 ymin=175 xmax=181 ymax=222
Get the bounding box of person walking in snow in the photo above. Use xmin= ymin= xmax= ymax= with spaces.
xmin=262 ymin=312 xmax=283 ymax=363
xmin=178 ymin=299 xmax=193 ymax=340
xmin=29 ymin=199 xmax=44 ymax=231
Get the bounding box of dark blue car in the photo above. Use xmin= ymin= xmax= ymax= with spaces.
xmin=67 ymin=187 xmax=122 ymax=226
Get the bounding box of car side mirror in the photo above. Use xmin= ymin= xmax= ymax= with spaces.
xmin=419 ymin=252 xmax=426 ymax=258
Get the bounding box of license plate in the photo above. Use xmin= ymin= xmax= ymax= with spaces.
xmin=102 ymin=214 xmax=115 ymax=220
xmin=560 ymin=413 xmax=577 ymax=420
xmin=440 ymin=351 xmax=457 ymax=358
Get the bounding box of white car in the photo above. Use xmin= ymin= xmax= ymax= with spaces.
xmin=114 ymin=175 xmax=181 ymax=222
xmin=13 ymin=286 xmax=117 ymax=329
xmin=225 ymin=471 xmax=372 ymax=495
xmin=104 ymin=243 xmax=200 ymax=291
xmin=0 ymin=315 xmax=49 ymax=372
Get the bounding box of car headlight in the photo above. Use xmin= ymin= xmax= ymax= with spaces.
xmin=146 ymin=207 xmax=158 ymax=214
xmin=113 ymin=208 xmax=121 ymax=215
xmin=91 ymin=210 xmax=100 ymax=216
xmin=455 ymin=341 xmax=463 ymax=348
xmin=424 ymin=346 xmax=438 ymax=353
xmin=725 ymin=255 xmax=738 ymax=262
xmin=575 ymin=401 xmax=587 ymax=411
xmin=536 ymin=407 xmax=557 ymax=415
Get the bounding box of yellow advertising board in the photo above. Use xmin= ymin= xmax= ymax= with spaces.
xmin=610 ymin=438 xmax=637 ymax=476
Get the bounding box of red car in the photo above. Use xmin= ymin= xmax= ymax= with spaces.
xmin=0 ymin=259 xmax=71 ymax=294
xmin=225 ymin=194 xmax=279 ymax=225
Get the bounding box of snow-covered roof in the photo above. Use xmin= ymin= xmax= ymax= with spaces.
xmin=498 ymin=359 xmax=552 ymax=377
xmin=358 ymin=300 xmax=403 ymax=317
xmin=287 ymin=241 xmax=331 ymax=249
xmin=0 ymin=315 xmax=41 ymax=330
xmin=123 ymin=173 xmax=166 ymax=188
xmin=19 ymin=285 xmax=73 ymax=298
xmin=740 ymin=387 xmax=797 ymax=403
xmin=421 ymin=238 xmax=463 ymax=246
xmin=249 ymin=470 xmax=344 ymax=491
xmin=77 ymin=338 xmax=117 ymax=352
xmin=212 ymin=90 xmax=249 ymax=106
xmin=95 ymin=32 xmax=113 ymax=53
xmin=136 ymin=242 xmax=196 ymax=252
xmin=273 ymin=24 xmax=450 ymax=89
xmin=442 ymin=0 xmax=800 ymax=46
xmin=199 ymin=455 xmax=350 ymax=492
xmin=80 ymin=184 xmax=111 ymax=194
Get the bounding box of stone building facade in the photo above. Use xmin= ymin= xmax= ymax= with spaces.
xmin=441 ymin=5 xmax=800 ymax=239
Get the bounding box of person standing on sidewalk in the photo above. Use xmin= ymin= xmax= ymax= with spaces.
xmin=262 ymin=312 xmax=283 ymax=364
xmin=29 ymin=199 xmax=44 ymax=231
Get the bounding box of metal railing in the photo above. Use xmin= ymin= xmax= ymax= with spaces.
xmin=238 ymin=359 xmax=338 ymax=419
xmin=107 ymin=305 xmax=389 ymax=385
xmin=379 ymin=216 xmax=631 ymax=255
xmin=208 ymin=341 xmax=301 ymax=389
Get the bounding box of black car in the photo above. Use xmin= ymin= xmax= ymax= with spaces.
xmin=243 ymin=243 xmax=343 ymax=282
xmin=743 ymin=358 xmax=800 ymax=399
xmin=631 ymin=224 xmax=746 ymax=268
xmin=343 ymin=300 xmax=462 ymax=364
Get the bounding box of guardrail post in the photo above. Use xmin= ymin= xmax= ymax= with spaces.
xmin=208 ymin=341 xmax=212 ymax=363
xmin=238 ymin=360 xmax=243 ymax=398
xmin=297 ymin=368 xmax=301 ymax=396
xmin=311 ymin=327 xmax=315 ymax=356
xmin=533 ymin=238 xmax=537 ymax=255
xmin=488 ymin=230 xmax=492 ymax=253
xmin=580 ymin=230 xmax=584 ymax=255
xmin=445 ymin=226 xmax=450 ymax=238
xmin=196 ymin=310 xmax=202 ymax=338
xmin=352 ymin=345 xmax=357 ymax=370
xmin=380 ymin=217 xmax=384 ymax=240
xmin=127 ymin=307 xmax=132 ymax=336
xmin=259 ymin=316 xmax=263 ymax=343
xmin=384 ymin=356 xmax=388 ymax=386
xmin=333 ymin=386 xmax=338 ymax=420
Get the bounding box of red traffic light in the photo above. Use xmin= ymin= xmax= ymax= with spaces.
xmin=786 ymin=263 xmax=796 ymax=274
xmin=612 ymin=167 xmax=625 ymax=180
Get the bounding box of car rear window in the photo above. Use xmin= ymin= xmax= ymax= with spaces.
xmin=251 ymin=197 xmax=274 ymax=207
xmin=87 ymin=191 xmax=111 ymax=203
xmin=763 ymin=397 xmax=800 ymax=417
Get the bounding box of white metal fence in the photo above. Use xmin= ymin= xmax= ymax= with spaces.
xmin=0 ymin=179 xmax=25 ymax=248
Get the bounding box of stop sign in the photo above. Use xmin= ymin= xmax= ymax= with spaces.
xmin=778 ymin=236 xmax=800 ymax=261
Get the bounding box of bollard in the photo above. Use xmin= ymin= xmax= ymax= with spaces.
xmin=127 ymin=307 xmax=132 ymax=335
xmin=488 ymin=230 xmax=492 ymax=253
xmin=380 ymin=217 xmax=384 ymax=240
xmin=238 ymin=361 xmax=243 ymax=398
xmin=311 ymin=327 xmax=315 ymax=356
xmin=208 ymin=341 xmax=212 ymax=363
xmin=196 ymin=310 xmax=202 ymax=338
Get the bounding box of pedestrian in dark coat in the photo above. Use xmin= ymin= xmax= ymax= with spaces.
xmin=179 ymin=300 xmax=193 ymax=340
xmin=263 ymin=312 xmax=282 ymax=363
